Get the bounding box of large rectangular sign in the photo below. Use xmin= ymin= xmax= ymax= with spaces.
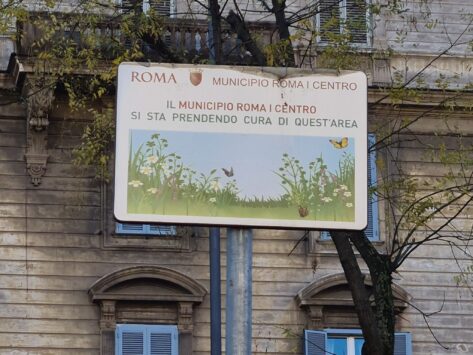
xmin=115 ymin=63 xmax=367 ymax=229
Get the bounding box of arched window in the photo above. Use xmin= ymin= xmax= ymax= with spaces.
xmin=89 ymin=266 xmax=207 ymax=355
xmin=297 ymin=273 xmax=412 ymax=355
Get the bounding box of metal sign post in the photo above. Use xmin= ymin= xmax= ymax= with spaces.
xmin=226 ymin=228 xmax=253 ymax=355
xmin=209 ymin=227 xmax=222 ymax=355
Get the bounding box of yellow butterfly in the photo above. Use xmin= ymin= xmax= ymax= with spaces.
xmin=329 ymin=137 xmax=349 ymax=149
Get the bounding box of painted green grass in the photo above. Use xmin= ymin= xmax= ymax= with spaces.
xmin=127 ymin=133 xmax=356 ymax=222
xmin=127 ymin=195 xmax=355 ymax=221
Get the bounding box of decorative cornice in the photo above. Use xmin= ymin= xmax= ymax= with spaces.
xmin=296 ymin=272 xmax=411 ymax=311
xmin=89 ymin=266 xmax=207 ymax=303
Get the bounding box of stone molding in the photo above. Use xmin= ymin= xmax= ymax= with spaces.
xmin=178 ymin=301 xmax=194 ymax=332
xmin=296 ymin=273 xmax=411 ymax=329
xmin=89 ymin=266 xmax=207 ymax=355
xmin=100 ymin=300 xmax=117 ymax=330
xmin=372 ymin=58 xmax=392 ymax=87
xmin=89 ymin=265 xmax=207 ymax=303
xmin=23 ymin=76 xmax=55 ymax=186
xmin=297 ymin=272 xmax=410 ymax=307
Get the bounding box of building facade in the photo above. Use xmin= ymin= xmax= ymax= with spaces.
xmin=0 ymin=0 xmax=473 ymax=354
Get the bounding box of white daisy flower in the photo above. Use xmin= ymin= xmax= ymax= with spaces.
xmin=146 ymin=155 xmax=159 ymax=164
xmin=140 ymin=166 xmax=153 ymax=175
xmin=128 ymin=180 xmax=143 ymax=188
xmin=210 ymin=180 xmax=220 ymax=192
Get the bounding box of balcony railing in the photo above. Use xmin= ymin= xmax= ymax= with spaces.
xmin=6 ymin=12 xmax=396 ymax=86
xmin=16 ymin=12 xmax=277 ymax=64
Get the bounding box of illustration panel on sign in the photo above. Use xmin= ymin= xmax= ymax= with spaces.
xmin=126 ymin=130 xmax=356 ymax=222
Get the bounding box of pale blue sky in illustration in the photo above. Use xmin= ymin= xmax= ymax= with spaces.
xmin=131 ymin=130 xmax=355 ymax=198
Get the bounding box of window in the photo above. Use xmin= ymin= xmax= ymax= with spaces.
xmin=304 ymin=329 xmax=412 ymax=355
xmin=316 ymin=0 xmax=370 ymax=46
xmin=365 ymin=133 xmax=378 ymax=240
xmin=321 ymin=134 xmax=379 ymax=241
xmin=103 ymin=136 xmax=188 ymax=249
xmin=104 ymin=184 xmax=190 ymax=250
xmin=116 ymin=324 xmax=178 ymax=355
xmin=116 ymin=222 xmax=177 ymax=236
xmin=108 ymin=216 xmax=188 ymax=248
xmin=120 ymin=0 xmax=175 ymax=16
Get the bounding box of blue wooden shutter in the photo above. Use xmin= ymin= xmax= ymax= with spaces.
xmin=116 ymin=223 xmax=149 ymax=234
xmin=346 ymin=0 xmax=368 ymax=45
xmin=148 ymin=325 xmax=178 ymax=355
xmin=116 ymin=223 xmax=176 ymax=236
xmin=318 ymin=0 xmax=341 ymax=42
xmin=304 ymin=330 xmax=327 ymax=355
xmin=116 ymin=324 xmax=146 ymax=355
xmin=116 ymin=325 xmax=178 ymax=355
xmin=365 ymin=133 xmax=379 ymax=240
xmin=394 ymin=332 xmax=412 ymax=355
xmin=150 ymin=0 xmax=171 ymax=16
xmin=148 ymin=225 xmax=177 ymax=236
xmin=150 ymin=333 xmax=172 ymax=355
xmin=120 ymin=0 xmax=143 ymax=12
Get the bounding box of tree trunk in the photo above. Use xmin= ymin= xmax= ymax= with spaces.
xmin=226 ymin=10 xmax=267 ymax=66
xmin=331 ymin=231 xmax=384 ymax=354
xmin=141 ymin=33 xmax=183 ymax=63
xmin=348 ymin=231 xmax=395 ymax=355
xmin=270 ymin=0 xmax=295 ymax=67
xmin=369 ymin=258 xmax=395 ymax=355
xmin=208 ymin=0 xmax=222 ymax=64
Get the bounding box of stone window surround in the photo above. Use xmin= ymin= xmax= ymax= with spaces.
xmin=89 ymin=265 xmax=207 ymax=355
xmin=296 ymin=273 xmax=410 ymax=330
xmin=98 ymin=98 xmax=193 ymax=251
xmin=101 ymin=180 xmax=193 ymax=251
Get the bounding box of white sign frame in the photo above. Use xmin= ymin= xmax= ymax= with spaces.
xmin=115 ymin=63 xmax=368 ymax=230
